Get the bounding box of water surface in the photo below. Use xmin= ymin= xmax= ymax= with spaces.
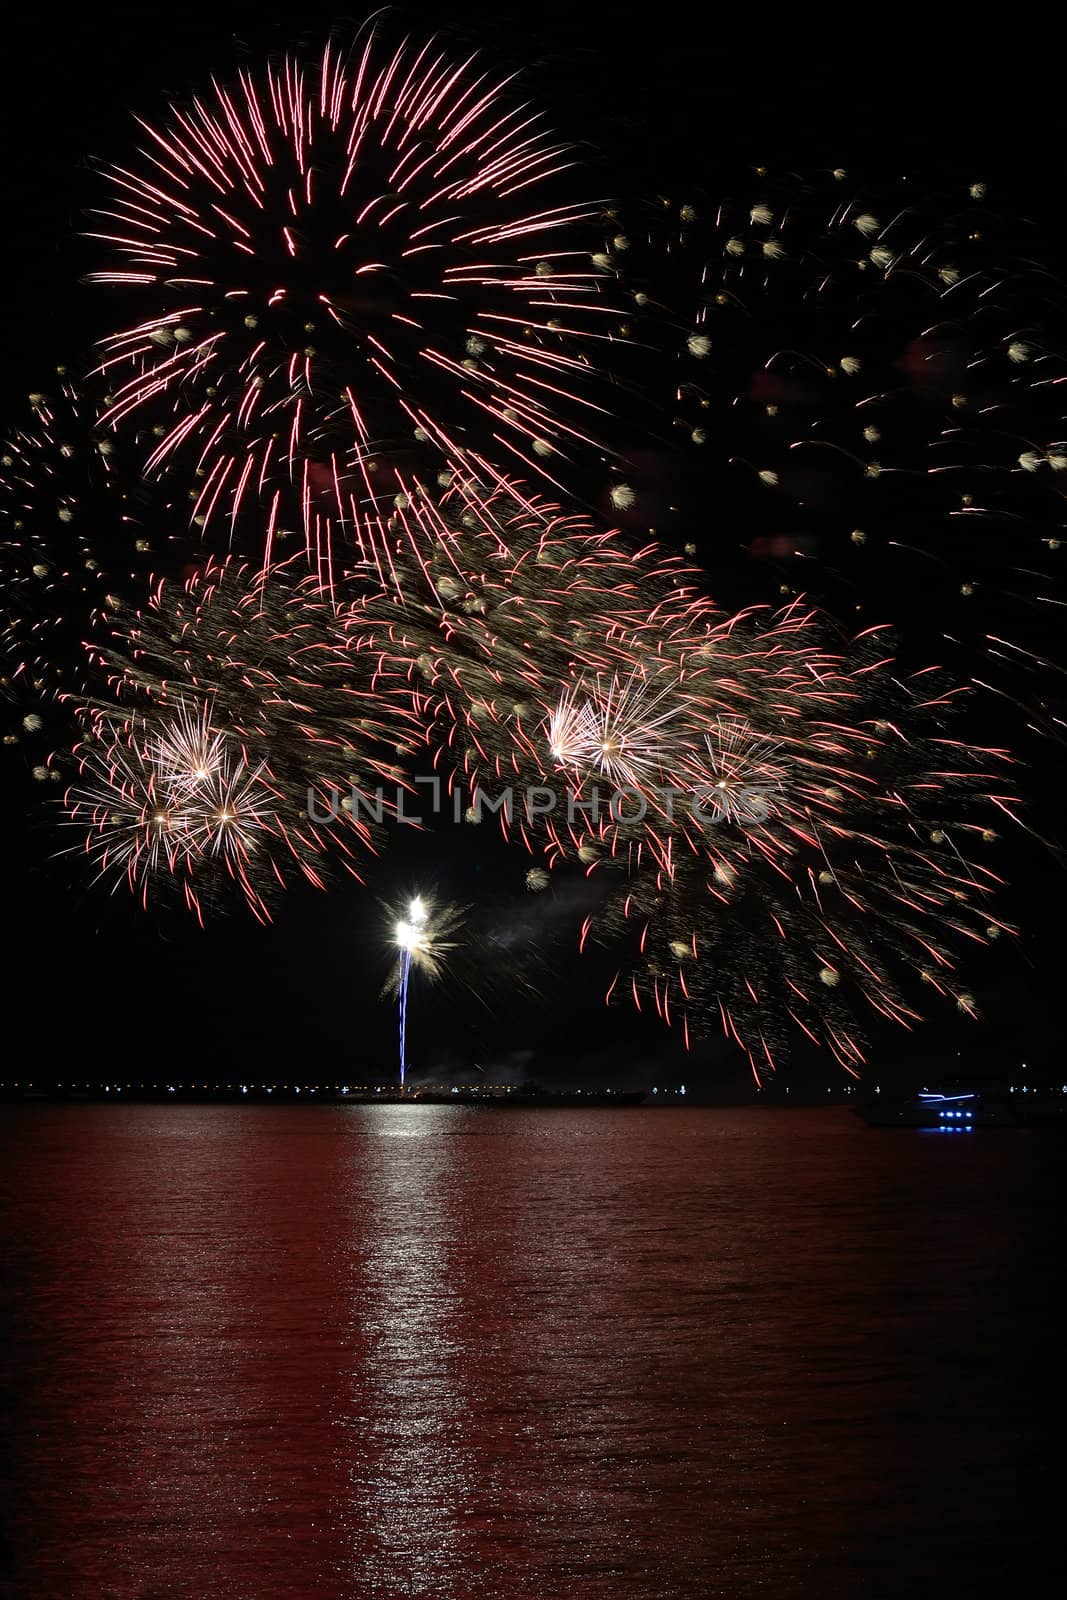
xmin=0 ymin=1105 xmax=1057 ymax=1598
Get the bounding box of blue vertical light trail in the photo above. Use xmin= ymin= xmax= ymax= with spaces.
xmin=398 ymin=946 xmax=412 ymax=1090
xmin=393 ymin=897 xmax=428 ymax=1093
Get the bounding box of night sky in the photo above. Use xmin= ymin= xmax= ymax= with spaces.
xmin=1 ymin=6 xmax=1063 ymax=1090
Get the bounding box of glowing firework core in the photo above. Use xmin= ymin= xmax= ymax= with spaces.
xmin=395 ymin=895 xmax=430 ymax=954
xmin=385 ymin=894 xmax=460 ymax=1091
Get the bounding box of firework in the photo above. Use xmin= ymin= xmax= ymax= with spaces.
xmin=0 ymin=377 xmax=188 ymax=756
xmin=684 ymin=718 xmax=788 ymax=826
xmin=585 ymin=641 xmax=1019 ymax=1082
xmin=346 ymin=483 xmax=1021 ymax=1077
xmin=336 ymin=479 xmax=1021 ymax=1076
xmin=612 ymin=171 xmax=1066 ymax=744
xmin=29 ymin=447 xmax=1021 ymax=1071
xmin=548 ymin=669 xmax=687 ymax=790
xmin=61 ymin=700 xmax=284 ymax=922
xmin=570 ymin=627 xmax=1019 ymax=1080
xmin=10 ymin=99 xmax=1053 ymax=1083
xmin=66 ymin=556 xmax=434 ymax=916
xmin=336 ymin=478 xmax=720 ymax=813
xmin=383 ymin=892 xmax=464 ymax=1087
xmin=88 ymin=32 xmax=619 ymax=584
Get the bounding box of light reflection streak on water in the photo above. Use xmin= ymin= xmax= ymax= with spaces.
xmin=342 ymin=1106 xmax=473 ymax=1596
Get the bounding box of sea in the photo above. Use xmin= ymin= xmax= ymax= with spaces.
xmin=0 ymin=1104 xmax=1058 ymax=1599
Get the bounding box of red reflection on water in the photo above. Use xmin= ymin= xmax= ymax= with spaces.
xmin=0 ymin=1105 xmax=1053 ymax=1598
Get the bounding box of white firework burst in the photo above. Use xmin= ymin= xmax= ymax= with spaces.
xmin=61 ymin=701 xmax=277 ymax=899
xmin=189 ymin=754 xmax=277 ymax=865
xmin=151 ymin=700 xmax=231 ymax=795
xmin=384 ymin=892 xmax=464 ymax=991
xmin=689 ymin=718 xmax=787 ymax=826
xmin=548 ymin=669 xmax=686 ymax=790
xmin=62 ymin=726 xmax=200 ymax=891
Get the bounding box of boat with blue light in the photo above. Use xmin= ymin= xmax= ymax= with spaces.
xmin=856 ymin=1089 xmax=1005 ymax=1129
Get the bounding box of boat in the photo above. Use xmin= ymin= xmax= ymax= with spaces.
xmin=856 ymin=1089 xmax=1013 ymax=1128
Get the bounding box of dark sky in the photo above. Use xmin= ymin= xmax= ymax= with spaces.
xmin=1 ymin=6 xmax=1062 ymax=1089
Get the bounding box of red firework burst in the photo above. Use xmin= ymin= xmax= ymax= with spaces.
xmin=88 ymin=32 xmax=619 ymax=587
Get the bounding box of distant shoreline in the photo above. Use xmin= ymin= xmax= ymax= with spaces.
xmin=0 ymin=1087 xmax=850 ymax=1108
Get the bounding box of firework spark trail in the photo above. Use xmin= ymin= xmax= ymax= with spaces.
xmin=685 ymin=718 xmax=787 ymax=825
xmin=609 ymin=171 xmax=1067 ymax=722
xmin=344 ymin=482 xmax=1021 ymax=1079
xmin=18 ymin=451 xmax=1018 ymax=1073
xmin=60 ymin=701 xmax=283 ymax=924
xmin=33 ymin=461 xmax=1021 ymax=1073
xmin=61 ymin=556 xmax=435 ymax=917
xmin=0 ymin=378 xmax=190 ymax=762
xmin=384 ymin=894 xmax=463 ymax=1086
xmin=12 ymin=132 xmax=1059 ymax=1078
xmin=549 ymin=669 xmax=689 ymax=790
xmin=87 ymin=32 xmax=620 ymax=583
xmin=397 ymin=944 xmax=412 ymax=1088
